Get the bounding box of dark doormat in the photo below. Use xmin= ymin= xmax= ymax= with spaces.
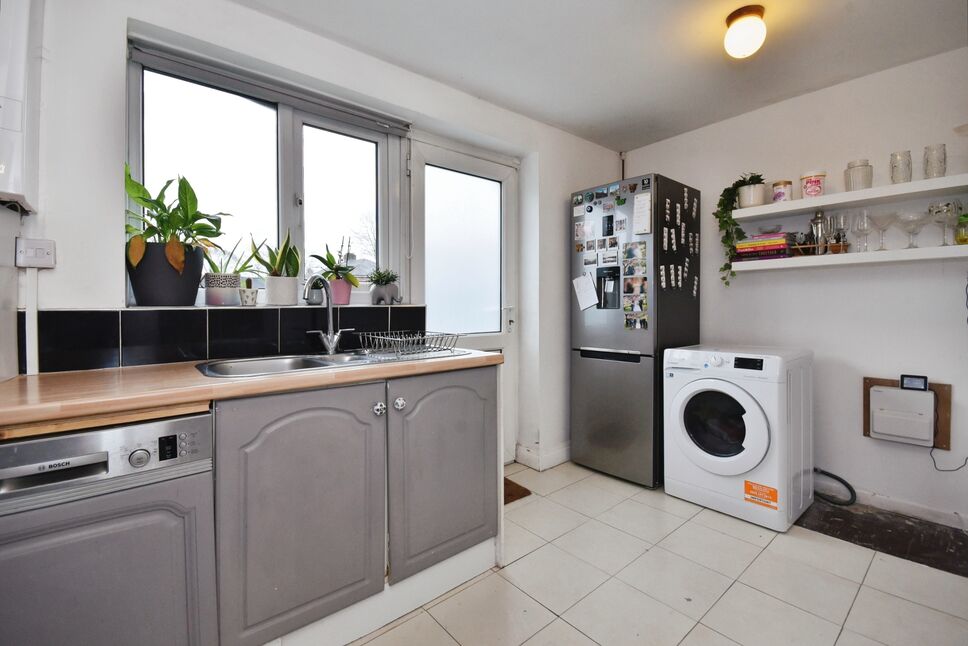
xmin=504 ymin=478 xmax=531 ymax=505
xmin=796 ymin=499 xmax=968 ymax=577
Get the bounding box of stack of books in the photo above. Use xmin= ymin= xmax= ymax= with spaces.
xmin=735 ymin=233 xmax=791 ymax=260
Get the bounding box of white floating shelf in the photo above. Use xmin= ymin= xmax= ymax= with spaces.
xmin=732 ymin=173 xmax=968 ymax=223
xmin=733 ymin=244 xmax=968 ymax=272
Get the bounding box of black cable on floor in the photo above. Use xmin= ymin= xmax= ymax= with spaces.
xmin=814 ymin=467 xmax=857 ymax=506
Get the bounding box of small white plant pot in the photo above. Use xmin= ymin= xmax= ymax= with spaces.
xmin=238 ymin=288 xmax=259 ymax=306
xmin=264 ymin=276 xmax=299 ymax=305
xmin=737 ymin=184 xmax=768 ymax=208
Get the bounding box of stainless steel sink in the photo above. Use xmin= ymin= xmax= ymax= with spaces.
xmin=316 ymin=353 xmax=374 ymax=365
xmin=197 ymin=355 xmax=334 ymax=378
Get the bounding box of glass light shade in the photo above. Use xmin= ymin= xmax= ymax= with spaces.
xmin=724 ymin=14 xmax=767 ymax=58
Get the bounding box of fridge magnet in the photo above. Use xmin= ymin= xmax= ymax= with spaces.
xmin=584 ymin=191 xmax=594 ymax=203
xmin=662 ymin=227 xmax=669 ymax=251
xmin=632 ymin=192 xmax=651 ymax=234
xmin=573 ymin=205 xmax=584 ymax=218
xmin=603 ymin=201 xmax=615 ymax=214
xmin=575 ymin=243 xmax=584 ymax=253
xmin=692 ymin=198 xmax=698 ymax=219
xmin=602 ymin=214 xmax=614 ymax=236
xmin=574 ymin=221 xmax=587 ymax=240
xmin=684 ymin=257 xmax=690 ymax=280
xmin=693 ymin=275 xmax=699 ymax=298
xmin=615 ymin=218 xmax=627 ymax=232
xmin=627 ymin=183 xmax=637 ymax=193
xmin=695 ymin=235 xmax=700 ymax=255
xmin=642 ymin=177 xmax=651 ymax=191
xmin=683 ymin=187 xmax=689 ymax=205
xmin=623 ymin=241 xmax=642 ymax=260
xmin=670 ymin=229 xmax=678 ymax=252
xmin=573 ymin=194 xmax=584 ymax=206
xmin=623 ymin=261 xmax=646 ymax=277
xmin=681 ymin=222 xmax=686 ymax=244
xmin=583 ymin=252 xmax=597 ymax=267
xmin=615 ymin=196 xmax=627 ymax=206
xmin=594 ymin=187 xmax=608 ymax=199
xmin=623 ymin=276 xmax=645 ymax=295
xmin=608 ymin=183 xmax=620 ymax=195
xmin=601 ymin=250 xmax=618 ymax=265
xmin=623 ymin=295 xmax=646 ymax=314
xmin=584 ymin=240 xmax=596 ymax=252
xmin=664 ymin=198 xmax=671 ymax=222
xmin=678 ymin=265 xmax=683 ymax=289
xmin=585 ymin=205 xmax=594 ymax=214
xmin=597 ymin=238 xmax=607 ymax=251
xmin=624 ymin=315 xmax=648 ymax=330
xmin=573 ymin=273 xmax=598 ymax=311
xmin=688 ymin=233 xmax=695 ymax=255
xmin=659 ymin=265 xmax=667 ymax=289
xmin=607 ymin=236 xmax=618 ymax=249
xmin=675 ymin=203 xmax=682 ymax=225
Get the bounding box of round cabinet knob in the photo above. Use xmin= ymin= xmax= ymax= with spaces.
xmin=373 ymin=402 xmax=387 ymax=417
xmin=128 ymin=449 xmax=151 ymax=468
xmin=709 ymin=355 xmax=724 ymax=367
xmin=393 ymin=397 xmax=407 ymax=411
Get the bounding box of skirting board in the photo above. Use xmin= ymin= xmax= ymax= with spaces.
xmin=515 ymin=441 xmax=570 ymax=471
xmin=814 ymin=480 xmax=966 ymax=530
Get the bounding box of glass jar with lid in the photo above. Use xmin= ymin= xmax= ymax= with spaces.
xmin=956 ymin=213 xmax=968 ymax=245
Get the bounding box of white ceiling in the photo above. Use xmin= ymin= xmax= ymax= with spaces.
xmin=231 ymin=0 xmax=967 ymax=151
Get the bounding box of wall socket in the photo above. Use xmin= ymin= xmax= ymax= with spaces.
xmin=15 ymin=237 xmax=55 ymax=268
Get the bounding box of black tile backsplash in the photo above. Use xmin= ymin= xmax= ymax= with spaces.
xmin=19 ymin=305 xmax=425 ymax=373
xmin=37 ymin=310 xmax=120 ymax=373
xmin=208 ymin=309 xmax=279 ymax=359
xmin=122 ymin=309 xmax=208 ymax=366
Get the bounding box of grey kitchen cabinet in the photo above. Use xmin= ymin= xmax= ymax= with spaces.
xmin=387 ymin=366 xmax=498 ymax=583
xmin=215 ymin=382 xmax=387 ymax=646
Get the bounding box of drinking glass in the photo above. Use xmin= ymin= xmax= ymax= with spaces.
xmin=896 ymin=210 xmax=930 ymax=249
xmin=923 ymin=144 xmax=946 ymax=179
xmin=890 ymin=151 xmax=912 ymax=184
xmin=852 ymin=210 xmax=874 ymax=252
xmin=830 ymin=212 xmax=850 ymax=243
xmin=932 ymin=200 xmax=962 ymax=246
xmin=867 ymin=212 xmax=896 ymax=251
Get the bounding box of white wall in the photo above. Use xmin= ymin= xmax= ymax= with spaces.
xmin=627 ymin=48 xmax=968 ymax=526
xmin=23 ymin=0 xmax=619 ymax=463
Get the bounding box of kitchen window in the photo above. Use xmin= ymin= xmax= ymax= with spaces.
xmin=127 ymin=43 xmax=406 ymax=297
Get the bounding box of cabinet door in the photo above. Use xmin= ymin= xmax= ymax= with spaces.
xmin=387 ymin=366 xmax=498 ymax=583
xmin=0 ymin=472 xmax=218 ymax=646
xmin=215 ymin=382 xmax=387 ymax=646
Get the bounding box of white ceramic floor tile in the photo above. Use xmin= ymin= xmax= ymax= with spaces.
xmin=844 ymin=586 xmax=968 ymax=646
xmin=428 ymin=573 xmax=555 ymax=646
xmin=835 ymin=630 xmax=886 ymax=646
xmin=505 ymin=497 xmax=587 ymax=541
xmin=584 ymin=472 xmax=647 ymax=498
xmin=553 ymin=518 xmax=650 ymax=575
xmin=598 ymin=499 xmax=686 ymax=543
xmin=348 ymin=609 xmax=423 ymax=646
xmin=740 ymin=549 xmax=860 ymax=624
xmin=563 ymin=578 xmax=696 ymax=646
xmin=504 ymin=490 xmax=539 ymax=514
xmin=364 ymin=611 xmax=458 ymax=646
xmin=863 ymin=552 xmax=968 ymax=621
xmin=502 ymin=520 xmax=546 ymax=565
xmin=507 ymin=462 xmax=591 ymax=495
xmin=703 ymin=583 xmax=841 ymax=646
xmin=691 ymin=508 xmax=777 ymax=547
xmin=423 ymin=570 xmax=497 ymax=610
xmin=522 ymin=619 xmax=597 ymax=646
xmin=680 ymin=624 xmax=741 ymax=646
xmin=658 ymin=521 xmax=762 ymax=578
xmin=766 ymin=526 xmax=874 ymax=583
xmin=617 ymin=546 xmax=732 ymax=620
xmin=504 ymin=462 xmax=528 ymax=476
xmin=632 ymin=487 xmax=703 ymax=519
xmin=548 ymin=478 xmax=627 ymax=517
xmin=500 ymin=543 xmax=609 ymax=614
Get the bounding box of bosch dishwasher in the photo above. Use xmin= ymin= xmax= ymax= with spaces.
xmin=0 ymin=413 xmax=218 ymax=646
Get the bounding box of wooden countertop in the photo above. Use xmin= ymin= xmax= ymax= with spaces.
xmin=0 ymin=350 xmax=503 ymax=439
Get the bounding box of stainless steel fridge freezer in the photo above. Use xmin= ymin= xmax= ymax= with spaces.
xmin=569 ymin=174 xmax=700 ymax=487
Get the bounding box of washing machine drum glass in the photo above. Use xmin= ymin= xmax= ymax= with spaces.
xmin=683 ymin=391 xmax=747 ymax=457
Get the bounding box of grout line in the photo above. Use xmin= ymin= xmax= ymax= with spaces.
xmin=426 ymin=609 xmax=463 ymax=645
xmin=858 ymin=576 xmax=968 ymax=625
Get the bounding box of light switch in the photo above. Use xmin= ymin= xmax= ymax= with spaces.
xmin=869 ymin=386 xmax=935 ymax=447
xmin=15 ymin=237 xmax=56 ymax=268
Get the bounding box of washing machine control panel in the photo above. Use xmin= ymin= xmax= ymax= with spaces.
xmin=665 ymin=349 xmax=785 ymax=379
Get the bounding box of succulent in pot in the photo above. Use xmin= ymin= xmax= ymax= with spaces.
xmin=366 ymin=268 xmax=401 ymax=305
xmin=238 ymin=276 xmax=260 ymax=307
xmin=310 ymin=240 xmax=360 ymax=306
xmin=202 ymin=238 xmax=261 ymax=306
xmin=124 ymin=164 xmax=226 ymax=306
xmin=252 ymin=230 xmax=301 ymax=305
xmin=735 ymin=172 xmax=767 ymax=208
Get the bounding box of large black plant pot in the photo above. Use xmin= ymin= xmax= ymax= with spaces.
xmin=127 ymin=242 xmax=204 ymax=306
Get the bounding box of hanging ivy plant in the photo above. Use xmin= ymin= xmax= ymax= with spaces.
xmin=713 ymin=173 xmax=762 ymax=285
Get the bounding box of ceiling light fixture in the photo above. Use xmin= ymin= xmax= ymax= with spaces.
xmin=724 ymin=5 xmax=767 ymax=59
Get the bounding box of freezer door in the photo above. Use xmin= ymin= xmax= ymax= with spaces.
xmin=569 ymin=350 xmax=657 ymax=486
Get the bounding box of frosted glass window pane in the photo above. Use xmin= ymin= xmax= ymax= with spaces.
xmin=302 ymin=126 xmax=378 ymax=279
xmin=425 ymin=165 xmax=501 ymax=334
xmin=142 ymin=71 xmax=278 ymax=266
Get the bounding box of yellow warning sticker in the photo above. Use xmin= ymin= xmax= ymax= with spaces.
xmin=744 ymin=480 xmax=778 ymax=510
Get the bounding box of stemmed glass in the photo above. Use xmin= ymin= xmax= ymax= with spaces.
xmin=896 ymin=210 xmax=931 ymax=249
xmin=867 ymin=212 xmax=896 ymax=251
xmin=931 ymin=200 xmax=963 ymax=246
xmin=852 ymin=209 xmax=874 ymax=252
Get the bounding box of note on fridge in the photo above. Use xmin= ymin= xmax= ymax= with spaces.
xmin=633 ymin=191 xmax=651 ymax=234
xmin=572 ymin=272 xmax=598 ymax=311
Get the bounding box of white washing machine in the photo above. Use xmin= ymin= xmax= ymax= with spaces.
xmin=663 ymin=345 xmax=813 ymax=532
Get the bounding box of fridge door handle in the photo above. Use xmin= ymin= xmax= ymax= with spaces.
xmin=578 ymin=348 xmax=642 ymax=363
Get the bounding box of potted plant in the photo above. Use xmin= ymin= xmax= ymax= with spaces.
xmin=252 ymin=230 xmax=301 ymax=305
xmin=124 ymin=164 xmax=226 ymax=306
xmin=305 ymin=276 xmax=326 ymax=305
xmin=735 ymin=172 xmax=767 ymax=208
xmin=367 ymin=268 xmax=401 ymax=305
xmin=713 ymin=174 xmax=754 ymax=285
xmin=238 ymin=276 xmax=259 ymax=306
xmin=203 ymin=239 xmax=260 ymax=306
xmin=310 ymin=240 xmax=360 ymax=305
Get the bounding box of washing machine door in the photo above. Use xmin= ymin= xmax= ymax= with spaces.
xmin=671 ymin=378 xmax=769 ymax=476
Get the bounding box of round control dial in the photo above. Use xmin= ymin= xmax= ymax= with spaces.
xmin=128 ymin=449 xmax=151 ymax=468
xmin=709 ymin=355 xmax=724 ymax=367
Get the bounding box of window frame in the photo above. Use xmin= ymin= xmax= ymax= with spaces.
xmin=125 ymin=48 xmax=405 ymax=302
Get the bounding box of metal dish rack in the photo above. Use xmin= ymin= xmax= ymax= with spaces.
xmin=356 ymin=331 xmax=462 ymax=356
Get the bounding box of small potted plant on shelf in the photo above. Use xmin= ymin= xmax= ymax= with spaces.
xmin=124 ymin=164 xmax=227 ymax=306
xmin=305 ymin=276 xmax=326 ymax=305
xmin=735 ymin=172 xmax=767 ymax=208
xmin=238 ymin=276 xmax=259 ymax=306
xmin=366 ymin=268 xmax=401 ymax=305
xmin=252 ymin=230 xmax=301 ymax=305
xmin=202 ymin=239 xmax=261 ymax=306
xmin=310 ymin=239 xmax=360 ymax=305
